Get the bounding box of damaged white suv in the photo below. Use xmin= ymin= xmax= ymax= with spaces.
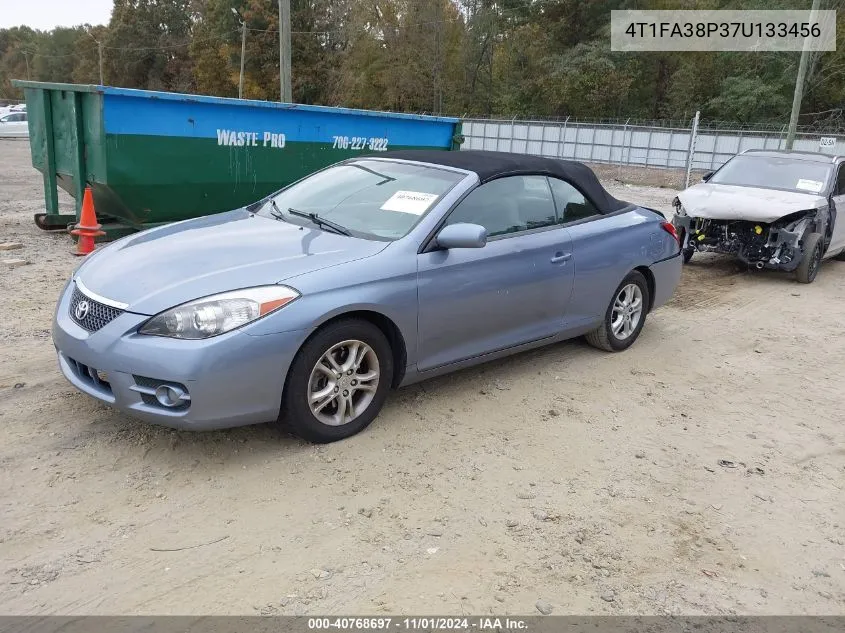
xmin=671 ymin=149 xmax=845 ymax=283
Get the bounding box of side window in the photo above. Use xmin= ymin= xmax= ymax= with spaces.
xmin=836 ymin=164 xmax=845 ymax=196
xmin=444 ymin=175 xmax=556 ymax=238
xmin=548 ymin=177 xmax=599 ymax=223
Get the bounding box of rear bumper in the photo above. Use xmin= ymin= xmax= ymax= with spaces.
xmin=52 ymin=279 xmax=307 ymax=431
xmin=649 ymin=252 xmax=682 ymax=310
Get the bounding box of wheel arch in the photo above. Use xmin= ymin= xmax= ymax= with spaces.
xmin=304 ymin=309 xmax=408 ymax=388
xmin=634 ymin=265 xmax=656 ymax=312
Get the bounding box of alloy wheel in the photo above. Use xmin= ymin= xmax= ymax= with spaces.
xmin=611 ymin=283 xmax=644 ymax=340
xmin=307 ymin=339 xmax=380 ymax=426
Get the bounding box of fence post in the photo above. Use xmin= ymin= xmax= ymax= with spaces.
xmin=617 ymin=118 xmax=630 ymax=178
xmin=574 ymin=120 xmax=580 ymax=160
xmin=509 ymin=115 xmax=516 ymax=153
xmin=540 ymin=122 xmax=546 ymax=157
xmin=684 ymin=110 xmax=701 ymax=189
xmin=668 ymin=128 xmax=675 ymax=169
xmin=561 ymin=116 xmax=570 ymax=158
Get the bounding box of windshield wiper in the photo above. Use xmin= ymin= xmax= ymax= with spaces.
xmin=287 ymin=207 xmax=351 ymax=236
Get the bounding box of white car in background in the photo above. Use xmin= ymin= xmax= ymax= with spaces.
xmin=0 ymin=103 xmax=25 ymax=116
xmin=671 ymin=149 xmax=845 ymax=284
xmin=0 ymin=110 xmax=29 ymax=138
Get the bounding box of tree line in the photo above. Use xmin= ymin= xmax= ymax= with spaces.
xmin=1 ymin=0 xmax=844 ymax=127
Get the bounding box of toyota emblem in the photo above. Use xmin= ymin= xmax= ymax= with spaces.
xmin=75 ymin=300 xmax=90 ymax=321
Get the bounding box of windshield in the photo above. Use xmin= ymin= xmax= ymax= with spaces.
xmin=257 ymin=159 xmax=464 ymax=240
xmin=709 ymin=155 xmax=832 ymax=194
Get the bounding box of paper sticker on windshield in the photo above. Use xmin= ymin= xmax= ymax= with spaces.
xmin=380 ymin=190 xmax=439 ymax=215
xmin=796 ymin=179 xmax=824 ymax=193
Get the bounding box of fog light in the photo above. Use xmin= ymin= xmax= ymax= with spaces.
xmin=154 ymin=384 xmax=189 ymax=408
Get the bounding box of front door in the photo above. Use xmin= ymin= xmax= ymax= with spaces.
xmin=829 ymin=163 xmax=845 ymax=254
xmin=416 ymin=175 xmax=574 ymax=372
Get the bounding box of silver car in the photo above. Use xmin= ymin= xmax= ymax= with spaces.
xmin=52 ymin=150 xmax=682 ymax=442
xmin=0 ymin=110 xmax=28 ymax=138
xmin=671 ymin=149 xmax=845 ymax=283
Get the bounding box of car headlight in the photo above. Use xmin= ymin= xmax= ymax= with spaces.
xmin=138 ymin=285 xmax=300 ymax=339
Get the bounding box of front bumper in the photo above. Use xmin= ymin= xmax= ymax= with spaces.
xmin=672 ymin=213 xmax=804 ymax=272
xmin=52 ymin=279 xmax=308 ymax=431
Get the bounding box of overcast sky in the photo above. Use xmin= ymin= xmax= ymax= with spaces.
xmin=2 ymin=0 xmax=113 ymax=30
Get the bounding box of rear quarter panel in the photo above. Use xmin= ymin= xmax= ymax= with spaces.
xmin=563 ymin=207 xmax=678 ymax=328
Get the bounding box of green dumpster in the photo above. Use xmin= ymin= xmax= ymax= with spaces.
xmin=12 ymin=81 xmax=464 ymax=238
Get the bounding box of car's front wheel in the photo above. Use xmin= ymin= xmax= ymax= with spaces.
xmin=678 ymin=229 xmax=695 ymax=264
xmin=585 ymin=271 xmax=650 ymax=352
xmin=280 ymin=319 xmax=393 ymax=443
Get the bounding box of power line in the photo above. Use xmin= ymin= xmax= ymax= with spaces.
xmin=101 ymin=30 xmax=238 ymax=51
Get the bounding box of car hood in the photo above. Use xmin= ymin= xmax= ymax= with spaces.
xmin=73 ymin=209 xmax=388 ymax=315
xmin=677 ymin=183 xmax=826 ymax=223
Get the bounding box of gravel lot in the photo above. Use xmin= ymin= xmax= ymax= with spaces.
xmin=1 ymin=139 xmax=843 ymax=616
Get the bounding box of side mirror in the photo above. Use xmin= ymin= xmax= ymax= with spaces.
xmin=435 ymin=223 xmax=487 ymax=249
xmin=701 ymin=171 xmax=714 ymax=182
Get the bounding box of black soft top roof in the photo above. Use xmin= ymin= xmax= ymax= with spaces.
xmin=370 ymin=149 xmax=630 ymax=214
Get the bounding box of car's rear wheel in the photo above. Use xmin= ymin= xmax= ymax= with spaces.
xmin=585 ymin=271 xmax=650 ymax=352
xmin=280 ymin=319 xmax=393 ymax=443
xmin=796 ymin=232 xmax=823 ymax=284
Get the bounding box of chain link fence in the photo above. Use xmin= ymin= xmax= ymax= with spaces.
xmin=461 ymin=115 xmax=843 ymax=189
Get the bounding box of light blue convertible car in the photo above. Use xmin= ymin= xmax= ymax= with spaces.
xmin=52 ymin=150 xmax=682 ymax=442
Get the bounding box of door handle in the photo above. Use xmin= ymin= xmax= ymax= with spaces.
xmin=550 ymin=252 xmax=572 ymax=264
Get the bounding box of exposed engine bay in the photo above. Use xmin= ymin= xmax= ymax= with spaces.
xmin=671 ymin=198 xmax=828 ymax=271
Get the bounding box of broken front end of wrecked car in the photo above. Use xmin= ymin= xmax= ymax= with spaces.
xmin=670 ymin=184 xmax=831 ymax=283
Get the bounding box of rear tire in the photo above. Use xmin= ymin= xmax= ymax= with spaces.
xmin=796 ymin=232 xmax=823 ymax=284
xmin=279 ymin=319 xmax=393 ymax=443
xmin=586 ymin=271 xmax=650 ymax=352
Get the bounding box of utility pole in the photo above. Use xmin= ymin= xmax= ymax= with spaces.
xmin=785 ymin=0 xmax=821 ymax=150
xmin=85 ymin=28 xmax=104 ymax=85
xmin=279 ymin=0 xmax=292 ymax=102
xmin=97 ymin=41 xmax=104 ymax=86
xmin=232 ymin=8 xmax=246 ymax=99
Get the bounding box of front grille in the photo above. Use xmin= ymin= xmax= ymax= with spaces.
xmin=67 ymin=356 xmax=113 ymax=394
xmin=69 ymin=286 xmax=123 ymax=333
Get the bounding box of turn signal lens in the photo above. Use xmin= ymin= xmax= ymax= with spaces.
xmin=139 ymin=285 xmax=300 ymax=339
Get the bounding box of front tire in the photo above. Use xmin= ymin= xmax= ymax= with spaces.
xmin=586 ymin=271 xmax=650 ymax=352
xmin=280 ymin=319 xmax=393 ymax=443
xmin=678 ymin=229 xmax=695 ymax=264
xmin=796 ymin=232 xmax=823 ymax=284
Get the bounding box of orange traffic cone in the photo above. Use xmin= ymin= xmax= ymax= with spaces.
xmin=70 ymin=187 xmax=105 ymax=256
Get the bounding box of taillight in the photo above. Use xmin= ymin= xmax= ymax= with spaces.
xmin=661 ymin=221 xmax=680 ymax=244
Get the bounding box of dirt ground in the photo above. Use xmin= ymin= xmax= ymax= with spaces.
xmin=1 ymin=139 xmax=843 ymax=616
